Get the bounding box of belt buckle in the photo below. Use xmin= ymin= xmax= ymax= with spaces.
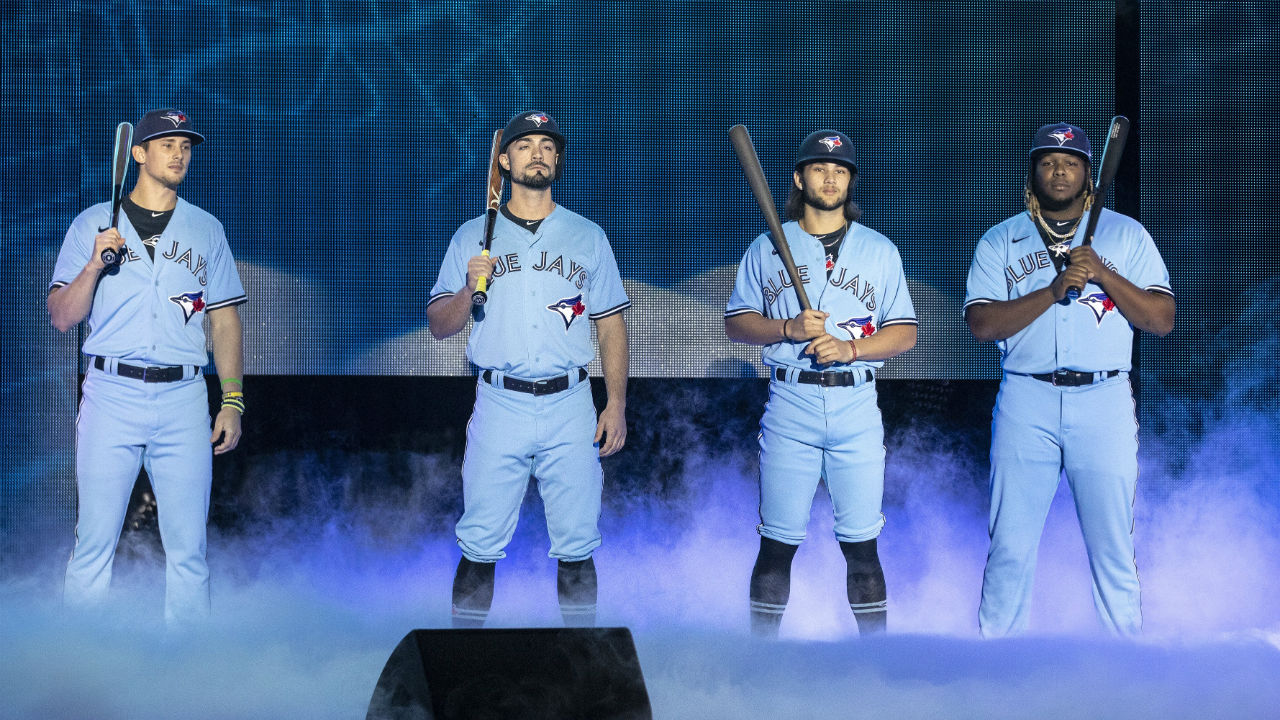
xmin=1050 ymin=369 xmax=1071 ymax=386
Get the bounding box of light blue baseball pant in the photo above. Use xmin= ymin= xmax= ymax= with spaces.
xmin=979 ymin=371 xmax=1141 ymax=637
xmin=757 ymin=376 xmax=887 ymax=545
xmin=456 ymin=371 xmax=603 ymax=563
xmin=64 ymin=366 xmax=212 ymax=624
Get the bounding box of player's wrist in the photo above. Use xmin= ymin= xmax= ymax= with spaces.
xmin=221 ymin=390 xmax=245 ymax=415
xmin=847 ymin=339 xmax=858 ymax=363
xmin=781 ymin=318 xmax=790 ymax=341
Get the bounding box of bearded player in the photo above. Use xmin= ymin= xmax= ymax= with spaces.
xmin=428 ymin=111 xmax=629 ymax=628
xmin=726 ymin=129 xmax=917 ymax=637
xmin=965 ymin=122 xmax=1174 ymax=636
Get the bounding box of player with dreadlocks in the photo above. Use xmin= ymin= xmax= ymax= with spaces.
xmin=963 ymin=122 xmax=1175 ymax=636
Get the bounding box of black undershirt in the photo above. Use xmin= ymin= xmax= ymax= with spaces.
xmin=121 ymin=196 xmax=174 ymax=260
xmin=501 ymin=204 xmax=544 ymax=234
xmin=1035 ymin=215 xmax=1083 ymax=272
xmin=813 ymin=225 xmax=848 ymax=276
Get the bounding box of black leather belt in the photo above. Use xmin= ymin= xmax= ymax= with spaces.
xmin=1028 ymin=369 xmax=1120 ymax=387
xmin=93 ymin=356 xmax=189 ymax=383
xmin=774 ymin=367 xmax=874 ymax=387
xmin=482 ymin=368 xmax=587 ymax=396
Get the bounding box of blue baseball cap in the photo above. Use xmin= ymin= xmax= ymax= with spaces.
xmin=795 ymin=130 xmax=856 ymax=172
xmin=134 ymin=108 xmax=206 ymax=146
xmin=500 ymin=111 xmax=565 ymax=152
xmin=1030 ymin=122 xmax=1090 ymax=161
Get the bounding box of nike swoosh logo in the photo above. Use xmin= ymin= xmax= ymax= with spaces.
xmin=525 ymin=220 xmax=538 ymax=226
xmin=151 ymin=212 xmax=165 ymax=217
xmin=1012 ymin=235 xmax=1030 ymax=243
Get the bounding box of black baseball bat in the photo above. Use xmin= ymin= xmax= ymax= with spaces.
xmin=729 ymin=124 xmax=812 ymax=311
xmin=471 ymin=129 xmax=505 ymax=306
xmin=99 ymin=122 xmax=134 ymax=266
xmin=1066 ymin=115 xmax=1130 ymax=300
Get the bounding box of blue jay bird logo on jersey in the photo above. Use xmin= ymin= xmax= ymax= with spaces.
xmin=547 ymin=294 xmax=586 ymax=331
xmin=819 ymin=135 xmax=843 ymax=151
xmin=1077 ymin=291 xmax=1117 ymax=326
xmin=169 ymin=291 xmax=206 ymax=323
xmin=526 ymin=112 xmax=551 ymax=127
xmin=837 ymin=315 xmax=877 ymax=339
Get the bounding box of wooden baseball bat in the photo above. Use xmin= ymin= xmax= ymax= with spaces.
xmin=1066 ymin=115 xmax=1130 ymax=300
xmin=729 ymin=124 xmax=812 ymax=311
xmin=471 ymin=129 xmax=505 ymax=305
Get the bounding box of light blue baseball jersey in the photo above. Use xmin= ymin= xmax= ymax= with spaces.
xmin=429 ymin=205 xmax=630 ymax=378
xmin=50 ymin=198 xmax=247 ymax=366
xmin=964 ymin=208 xmax=1172 ymax=374
xmin=725 ymin=221 xmax=917 ymax=370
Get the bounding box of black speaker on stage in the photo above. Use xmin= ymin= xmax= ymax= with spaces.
xmin=365 ymin=627 xmax=652 ymax=720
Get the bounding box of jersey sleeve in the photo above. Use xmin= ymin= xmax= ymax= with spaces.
xmin=964 ymin=226 xmax=1009 ymax=311
xmin=203 ymin=219 xmax=247 ymax=310
xmin=428 ymin=227 xmax=470 ymax=307
xmin=588 ymin=233 xmax=630 ymax=320
xmin=877 ymin=245 xmax=917 ymax=328
xmin=1126 ymin=223 xmax=1174 ymax=297
xmin=725 ymin=240 xmax=765 ymax=318
xmin=49 ymin=213 xmax=94 ymax=291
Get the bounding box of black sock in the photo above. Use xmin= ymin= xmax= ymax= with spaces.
xmin=557 ymin=557 xmax=597 ymax=627
xmin=749 ymin=537 xmax=799 ymax=637
xmin=452 ymin=557 xmax=495 ymax=629
xmin=840 ymin=538 xmax=887 ymax=635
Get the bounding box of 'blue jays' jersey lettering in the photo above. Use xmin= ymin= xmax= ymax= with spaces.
xmin=50 ymin=198 xmax=247 ymax=366
xmin=726 ymin=220 xmax=916 ymax=371
xmin=429 ymin=205 xmax=629 ymax=378
xmin=964 ymin=208 xmax=1172 ymax=374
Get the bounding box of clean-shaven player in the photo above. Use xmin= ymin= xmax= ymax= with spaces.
xmin=49 ymin=109 xmax=246 ymax=623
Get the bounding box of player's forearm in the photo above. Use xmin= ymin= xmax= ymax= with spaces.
xmin=209 ymin=306 xmax=244 ymax=383
xmin=725 ymin=312 xmax=788 ymax=346
xmin=595 ymin=313 xmax=629 ymax=410
xmin=965 ymin=289 xmax=1057 ymax=342
xmin=427 ymin=292 xmax=473 ymax=340
xmin=1095 ymin=271 xmax=1176 ymax=337
xmin=47 ymin=267 xmax=102 ymax=332
xmin=853 ymin=324 xmax=917 ymax=362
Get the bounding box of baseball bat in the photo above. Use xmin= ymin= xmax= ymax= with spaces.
xmin=1066 ymin=115 xmax=1130 ymax=300
xmin=99 ymin=121 xmax=134 ymax=266
xmin=471 ymin=129 xmax=505 ymax=306
xmin=729 ymin=124 xmax=812 ymax=311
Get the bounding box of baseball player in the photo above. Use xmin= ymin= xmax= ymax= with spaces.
xmin=48 ymin=109 xmax=247 ymax=624
xmin=725 ymin=130 xmax=917 ymax=637
xmin=965 ymin=122 xmax=1174 ymax=636
xmin=427 ymin=111 xmax=630 ymax=628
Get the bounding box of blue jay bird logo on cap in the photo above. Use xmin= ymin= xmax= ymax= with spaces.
xmin=1049 ymin=127 xmax=1075 ymax=146
xmin=819 ymin=136 xmax=843 ymax=151
xmin=837 ymin=315 xmax=877 ymax=339
xmin=526 ymin=112 xmax=551 ymax=127
xmin=1077 ymin=291 xmax=1117 ymax=326
xmin=547 ymin=294 xmax=586 ymax=331
xmin=161 ymin=111 xmax=190 ymax=127
xmin=169 ymin=290 xmax=205 ymax=323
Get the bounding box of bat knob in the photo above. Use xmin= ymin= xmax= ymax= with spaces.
xmin=470 ymin=290 xmax=488 ymax=306
xmin=1065 ymin=286 xmax=1081 ymax=303
xmin=100 ymin=246 xmax=121 ymax=266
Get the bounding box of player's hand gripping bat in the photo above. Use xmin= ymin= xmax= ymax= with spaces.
xmin=729 ymin=124 xmax=812 ymax=311
xmin=1066 ymin=115 xmax=1130 ymax=301
xmin=99 ymin=122 xmax=133 ymax=266
xmin=471 ymin=129 xmax=504 ymax=305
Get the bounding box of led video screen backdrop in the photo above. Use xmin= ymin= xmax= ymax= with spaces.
xmin=14 ymin=1 xmax=1119 ymax=379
